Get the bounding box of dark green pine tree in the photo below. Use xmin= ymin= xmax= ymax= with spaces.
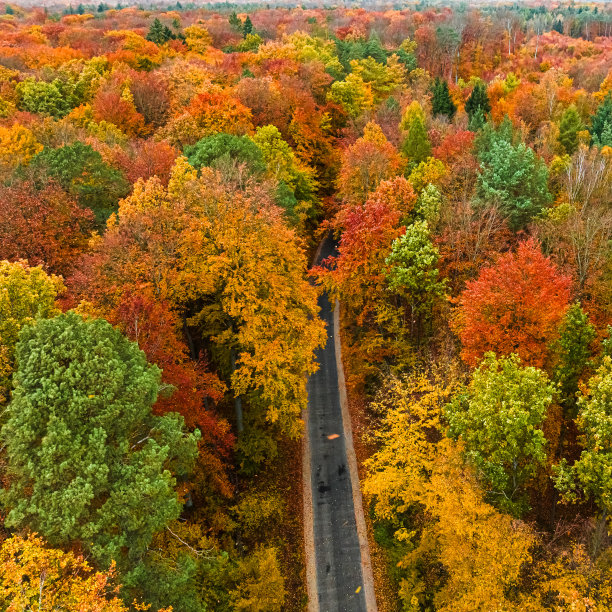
xmin=229 ymin=11 xmax=242 ymax=32
xmin=590 ymin=93 xmax=612 ymax=146
xmin=465 ymin=81 xmax=491 ymax=123
xmin=431 ymin=77 xmax=457 ymax=120
xmin=553 ymin=19 xmax=564 ymax=34
xmin=364 ymin=34 xmax=387 ymax=65
xmin=146 ymin=18 xmax=169 ymax=45
xmin=558 ymin=104 xmax=584 ymax=154
xmin=243 ymin=15 xmax=253 ymax=38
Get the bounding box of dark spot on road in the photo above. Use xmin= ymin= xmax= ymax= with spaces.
xmin=318 ymin=483 xmax=331 ymax=494
xmin=338 ymin=464 xmax=346 ymax=476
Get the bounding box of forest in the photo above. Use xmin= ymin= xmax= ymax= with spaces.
xmin=1 ymin=1 xmax=612 ymax=610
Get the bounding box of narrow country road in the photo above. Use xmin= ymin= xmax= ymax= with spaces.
xmin=304 ymin=236 xmax=374 ymax=612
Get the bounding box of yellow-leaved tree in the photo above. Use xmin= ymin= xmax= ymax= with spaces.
xmin=75 ymin=157 xmax=326 ymax=466
xmin=364 ymin=373 xmax=534 ymax=611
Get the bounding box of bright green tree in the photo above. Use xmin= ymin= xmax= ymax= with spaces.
xmin=16 ymin=78 xmax=76 ymax=118
xmin=553 ymin=302 xmax=595 ymax=418
xmin=431 ymin=77 xmax=456 ymax=119
xmin=0 ymin=260 xmax=64 ymax=405
xmin=445 ymin=352 xmax=553 ymax=516
xmin=1 ymin=311 xmax=199 ymax=577
xmin=252 ymin=125 xmax=318 ymax=222
xmin=400 ymin=100 xmax=431 ymax=164
xmin=558 ymin=105 xmax=584 ymax=154
xmin=327 ymin=73 xmax=373 ymax=119
xmin=554 ymin=357 xmax=612 ymax=555
xmin=386 ymin=220 xmax=444 ymax=313
xmin=476 ymin=139 xmax=551 ymax=230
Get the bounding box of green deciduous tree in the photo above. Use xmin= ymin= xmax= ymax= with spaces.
xmin=552 ymin=302 xmax=595 ymax=418
xmin=1 ymin=311 xmax=199 ymax=578
xmin=386 ymin=220 xmax=445 ymax=341
xmin=0 ymin=260 xmax=64 ymax=405
xmin=28 ymin=142 xmax=129 ymax=224
xmin=554 ymin=357 xmax=612 ymax=555
xmin=446 ymin=352 xmax=553 ymax=516
xmin=16 ymin=78 xmax=76 ymax=118
xmin=185 ymin=133 xmax=266 ymax=176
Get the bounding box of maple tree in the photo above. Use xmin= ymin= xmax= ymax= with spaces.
xmin=452 ymin=239 xmax=571 ymax=368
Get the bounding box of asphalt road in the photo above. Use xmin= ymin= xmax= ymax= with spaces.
xmin=307 ymin=237 xmax=368 ymax=612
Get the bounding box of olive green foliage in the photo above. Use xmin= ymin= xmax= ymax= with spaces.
xmin=554 ymin=357 xmax=612 ymax=520
xmin=400 ymin=102 xmax=431 ymax=164
xmin=229 ymin=546 xmax=286 ymax=611
xmin=16 ymin=78 xmax=76 ymax=117
xmin=558 ymin=105 xmax=584 ymax=154
xmin=446 ymin=353 xmax=553 ymax=516
xmin=28 ymin=142 xmax=129 ymax=224
xmin=0 ymin=260 xmax=63 ymax=404
xmin=552 ymin=302 xmax=595 ymax=418
xmin=1 ymin=311 xmax=199 ymax=576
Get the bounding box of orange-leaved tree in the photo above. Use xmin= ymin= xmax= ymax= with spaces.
xmin=337 ymin=121 xmax=404 ymax=204
xmin=452 ymin=239 xmax=571 ymax=368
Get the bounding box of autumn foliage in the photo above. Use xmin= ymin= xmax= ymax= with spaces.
xmin=452 ymin=239 xmax=572 ymax=368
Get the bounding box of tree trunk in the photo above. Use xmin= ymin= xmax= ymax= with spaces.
xmin=182 ymin=315 xmax=197 ymax=361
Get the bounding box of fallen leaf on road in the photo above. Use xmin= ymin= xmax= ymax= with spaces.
xmin=327 ymin=433 xmax=340 ymax=440
xmin=355 ymin=586 xmax=362 ymax=593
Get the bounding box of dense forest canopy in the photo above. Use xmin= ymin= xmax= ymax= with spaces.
xmin=1 ymin=1 xmax=612 ymax=610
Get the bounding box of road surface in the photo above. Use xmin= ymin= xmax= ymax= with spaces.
xmin=305 ymin=236 xmax=371 ymax=612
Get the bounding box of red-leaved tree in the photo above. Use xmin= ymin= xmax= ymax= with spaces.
xmin=452 ymin=239 xmax=572 ymax=368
